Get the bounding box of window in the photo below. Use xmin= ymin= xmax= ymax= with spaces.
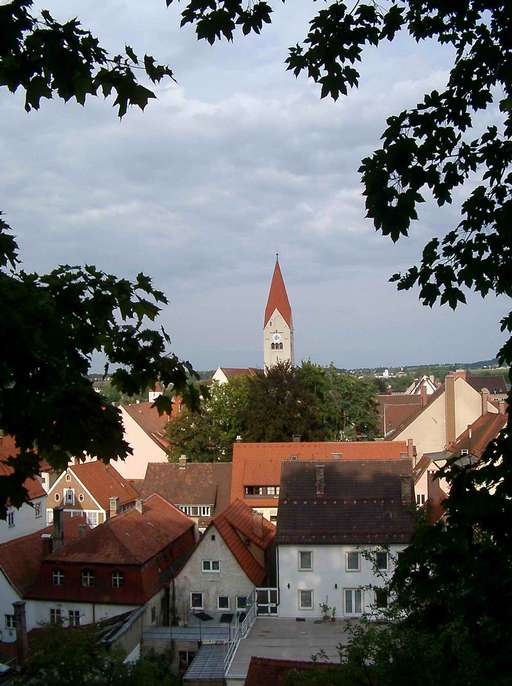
xmin=34 ymin=502 xmax=42 ymax=518
xmin=346 ymin=551 xmax=360 ymax=571
xmin=5 ymin=615 xmax=15 ymax=629
xmin=65 ymin=473 xmax=71 ymax=482
xmin=50 ymin=609 xmax=62 ymax=625
xmin=211 ymin=534 xmax=216 ymax=541
xmin=78 ymin=493 xmax=85 ymax=502
xmin=46 ymin=509 xmax=54 ymax=524
xmin=202 ymin=560 xmax=220 ymax=573
xmin=376 ymin=551 xmax=388 ymax=570
xmin=267 ymin=486 xmax=276 ymax=495
xmin=236 ymin=596 xmax=247 ymax=610
xmin=375 ymin=588 xmax=388 ymax=609
xmin=344 ymin=588 xmax=363 ymax=615
xmin=52 ymin=568 xmax=64 ymax=586
xmin=68 ymin=610 xmax=80 ymax=627
xmin=190 ymin=592 xmax=203 ymax=609
xmin=81 ymin=568 xmax=95 ymax=587
xmin=190 ymin=506 xmax=200 ymax=517
xmin=298 ymin=551 xmax=313 ymax=571
xmin=112 ymin=571 xmax=124 ymax=588
xmin=201 ymin=506 xmax=211 ymax=516
xmin=416 ymin=493 xmax=426 ymax=505
xmin=7 ymin=511 xmax=15 ymax=528
xmin=54 ymin=493 xmax=61 ymax=502
xmin=151 ymin=606 xmax=157 ymax=623
xmin=298 ymin=589 xmax=313 ymax=610
xmin=86 ymin=511 xmax=98 ymax=527
xmin=64 ymin=488 xmax=75 ymax=505
xmin=217 ymin=595 xmax=230 ymax=610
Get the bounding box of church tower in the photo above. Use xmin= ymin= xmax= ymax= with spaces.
xmin=263 ymin=257 xmax=294 ymax=370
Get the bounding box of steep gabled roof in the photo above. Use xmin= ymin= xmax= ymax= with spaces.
xmin=450 ymin=411 xmax=507 ymax=458
xmin=0 ymin=515 xmax=87 ymax=594
xmin=276 ymin=459 xmax=415 ymax=545
xmin=121 ymin=402 xmax=170 ymax=449
xmin=0 ymin=436 xmax=46 ymax=501
xmin=467 ymin=373 xmax=508 ymax=395
xmin=211 ymin=499 xmax=275 ymax=585
xmin=217 ymin=368 xmax=260 ymax=379
xmin=44 ymin=494 xmax=193 ymax=565
xmin=264 ymin=259 xmax=292 ymax=328
xmin=140 ymin=462 xmax=232 ymax=513
xmin=387 ymin=385 xmax=445 ymax=439
xmin=68 ymin=460 xmax=139 ymax=510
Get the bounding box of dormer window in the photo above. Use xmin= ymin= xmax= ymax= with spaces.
xmin=81 ymin=568 xmax=95 ymax=587
xmin=52 ymin=569 xmax=64 ymax=586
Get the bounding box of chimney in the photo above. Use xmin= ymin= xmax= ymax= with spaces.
xmin=178 ymin=455 xmax=187 ymax=469
xmin=135 ymin=499 xmax=144 ymax=514
xmin=41 ymin=533 xmax=52 ymax=556
xmin=292 ymin=434 xmax=302 ymax=442
xmin=52 ymin=508 xmax=64 ymax=552
xmin=235 ymin=435 xmax=242 ymax=442
xmin=454 ymin=369 xmax=467 ymax=380
xmin=445 ymin=374 xmax=456 ymax=447
xmin=498 ymin=399 xmax=506 ymax=415
xmin=407 ymin=439 xmax=415 ymax=460
xmin=13 ymin=601 xmax=28 ymax=668
xmin=400 ymin=476 xmax=413 ymax=506
xmin=420 ymin=383 xmax=428 ymax=407
xmin=315 ymin=464 xmax=325 ymax=497
xmin=109 ymin=496 xmax=119 ymax=518
xmin=252 ymin=511 xmax=264 ymax=539
xmin=481 ymin=388 xmax=490 ymax=415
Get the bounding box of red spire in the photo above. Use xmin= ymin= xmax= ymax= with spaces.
xmin=264 ymin=257 xmax=292 ymax=328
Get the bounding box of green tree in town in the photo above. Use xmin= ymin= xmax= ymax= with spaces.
xmin=17 ymin=624 xmax=180 ymax=686
xmin=167 ymin=377 xmax=249 ymax=461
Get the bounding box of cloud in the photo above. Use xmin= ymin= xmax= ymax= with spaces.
xmin=0 ymin=0 xmax=507 ymax=369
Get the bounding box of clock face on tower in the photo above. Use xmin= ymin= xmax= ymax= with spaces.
xmin=272 ymin=333 xmax=282 ymax=344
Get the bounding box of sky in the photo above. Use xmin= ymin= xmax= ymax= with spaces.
xmin=1 ymin=0 xmax=508 ymax=371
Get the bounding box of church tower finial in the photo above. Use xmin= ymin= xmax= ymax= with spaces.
xmin=263 ymin=258 xmax=294 ymax=370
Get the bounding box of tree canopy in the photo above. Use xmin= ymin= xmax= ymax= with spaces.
xmin=166 ymin=362 xmax=379 ymax=461
xmin=0 ymin=1 xmax=199 ymax=513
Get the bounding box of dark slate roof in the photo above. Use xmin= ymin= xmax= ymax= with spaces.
xmin=276 ymin=459 xmax=415 ymax=545
xmin=467 ymin=374 xmax=508 ymax=395
xmin=140 ymin=462 xmax=232 ymax=513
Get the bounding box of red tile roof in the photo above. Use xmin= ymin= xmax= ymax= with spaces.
xmin=231 ymin=441 xmax=411 ymax=507
xmin=276 ymin=459 xmax=415 ymax=545
xmin=245 ymin=657 xmax=339 ymax=686
xmin=210 ymin=499 xmax=275 ymax=585
xmin=121 ymin=402 xmax=171 ymax=449
xmin=69 ymin=460 xmax=139 ymax=510
xmin=450 ymin=411 xmax=508 ymax=458
xmin=264 ymin=259 xmax=292 ymax=328
xmin=217 ymin=368 xmax=260 ymax=379
xmin=0 ymin=514 xmax=87 ymax=594
xmin=44 ymin=494 xmax=193 ymax=565
xmin=0 ymin=436 xmax=46 ymax=501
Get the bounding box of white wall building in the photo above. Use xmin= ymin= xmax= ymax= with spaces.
xmin=275 ymin=460 xmax=416 ymax=619
xmin=174 ymin=500 xmax=275 ymax=623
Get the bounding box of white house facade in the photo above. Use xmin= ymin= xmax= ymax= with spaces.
xmin=277 ymin=543 xmax=405 ymax=619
